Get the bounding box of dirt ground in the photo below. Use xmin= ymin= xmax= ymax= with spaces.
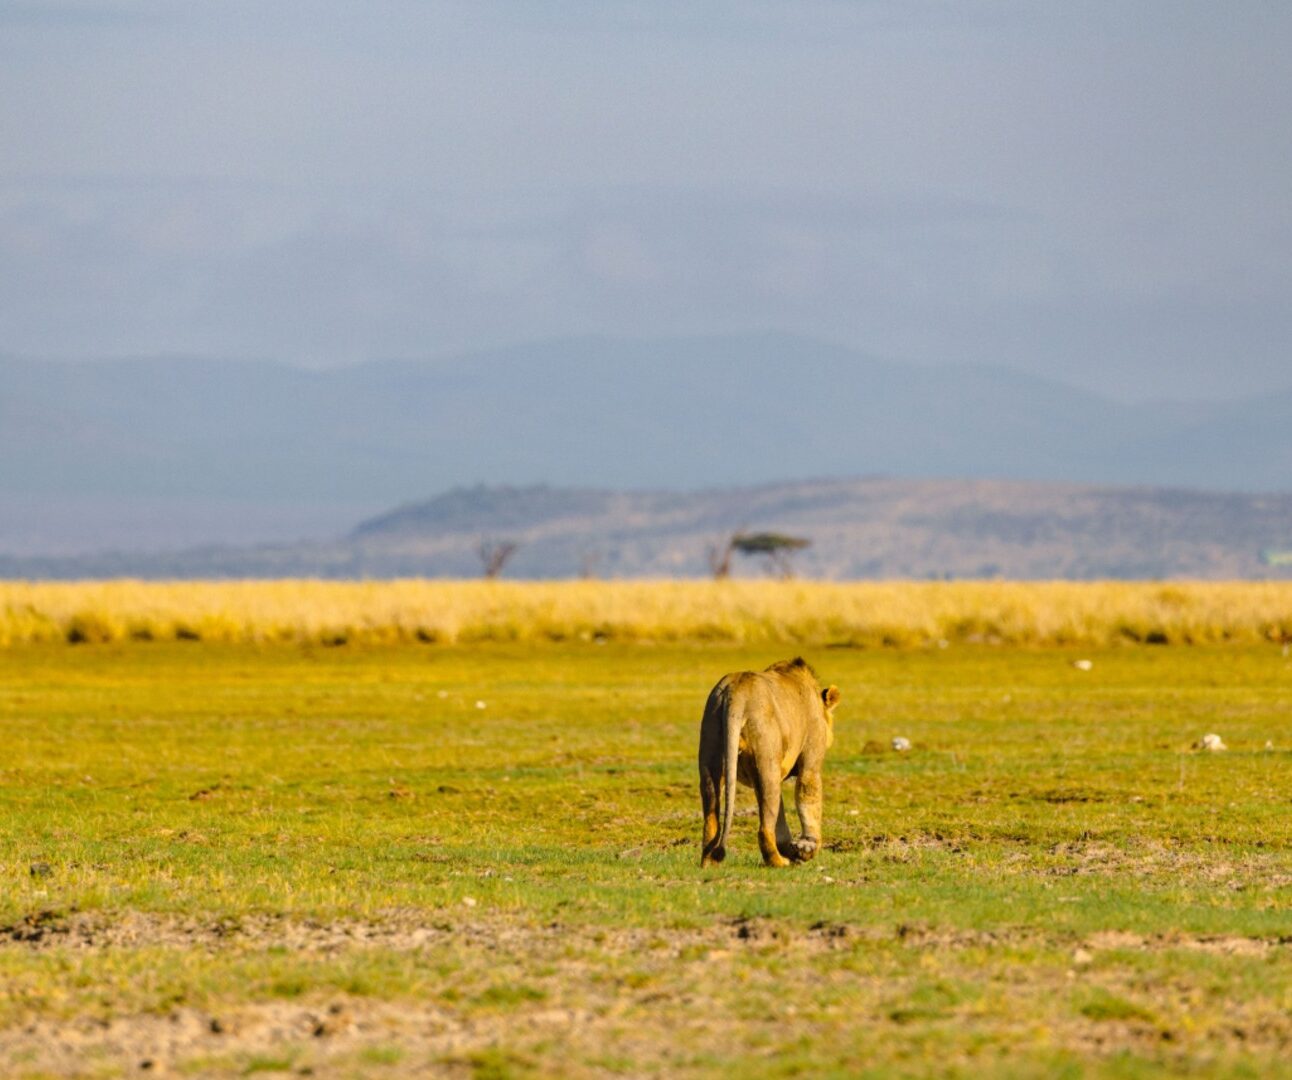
xmin=4 ymin=911 xmax=1292 ymax=1077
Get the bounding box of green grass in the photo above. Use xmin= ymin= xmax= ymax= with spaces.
xmin=2 ymin=641 xmax=1291 ymax=1077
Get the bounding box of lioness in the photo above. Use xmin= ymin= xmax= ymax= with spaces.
xmin=698 ymin=658 xmax=840 ymax=868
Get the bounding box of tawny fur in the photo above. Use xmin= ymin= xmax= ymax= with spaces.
xmin=698 ymin=658 xmax=840 ymax=868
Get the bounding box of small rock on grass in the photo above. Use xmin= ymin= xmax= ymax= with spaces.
xmin=1072 ymin=659 xmax=1093 ymax=672
xmin=891 ymin=737 xmax=912 ymax=752
xmin=1196 ymin=733 xmax=1227 ymax=752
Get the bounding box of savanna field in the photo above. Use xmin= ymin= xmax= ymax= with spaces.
xmin=3 ymin=581 xmax=1292 ymax=1078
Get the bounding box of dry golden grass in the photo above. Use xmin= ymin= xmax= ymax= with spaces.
xmin=2 ymin=579 xmax=1291 ymax=647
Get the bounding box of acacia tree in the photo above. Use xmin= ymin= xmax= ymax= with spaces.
xmin=476 ymin=538 xmax=519 ymax=579
xmin=732 ymin=531 xmax=811 ymax=579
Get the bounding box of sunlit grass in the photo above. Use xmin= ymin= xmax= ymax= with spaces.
xmin=2 ymin=578 xmax=1291 ymax=647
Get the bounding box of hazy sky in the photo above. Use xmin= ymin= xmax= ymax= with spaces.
xmin=2 ymin=1 xmax=1289 ymax=401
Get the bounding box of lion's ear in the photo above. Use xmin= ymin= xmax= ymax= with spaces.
xmin=822 ymin=685 xmax=840 ymax=710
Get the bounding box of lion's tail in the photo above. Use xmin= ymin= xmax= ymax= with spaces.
xmin=717 ymin=701 xmax=745 ymax=857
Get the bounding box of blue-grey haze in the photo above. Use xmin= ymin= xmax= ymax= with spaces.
xmin=2 ymin=1 xmax=1290 ymax=402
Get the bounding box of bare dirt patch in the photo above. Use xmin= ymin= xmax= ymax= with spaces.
xmin=1084 ymin=928 xmax=1292 ymax=957
xmin=0 ymin=911 xmax=887 ymax=1076
xmin=5 ymin=907 xmax=1288 ymax=960
xmin=2 ymin=997 xmax=600 ymax=1078
xmin=3 ymin=911 xmax=1291 ymax=1076
xmin=2 ymin=908 xmax=460 ymax=954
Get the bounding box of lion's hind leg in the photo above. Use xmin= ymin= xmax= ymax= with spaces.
xmin=775 ymin=800 xmax=807 ymax=862
xmin=754 ymin=769 xmax=791 ymax=868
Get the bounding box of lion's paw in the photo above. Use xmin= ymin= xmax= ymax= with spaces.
xmin=792 ymin=838 xmax=819 ymax=861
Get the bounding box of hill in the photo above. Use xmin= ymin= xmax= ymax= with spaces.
xmin=5 ymin=478 xmax=1292 ymax=580
xmin=2 ymin=334 xmax=1291 ymax=555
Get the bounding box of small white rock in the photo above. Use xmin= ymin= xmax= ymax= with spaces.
xmin=1073 ymin=659 xmax=1093 ymax=671
xmin=462 ymin=896 xmax=477 ymax=908
xmin=847 ymin=809 xmax=860 ymax=816
xmin=1072 ymin=947 xmax=1093 ymax=966
xmin=1265 ymin=740 xmax=1275 ymax=751
xmin=1198 ymin=733 xmax=1227 ymax=752
xmin=475 ymin=700 xmax=487 ymax=710
xmin=891 ymin=736 xmax=912 ymax=752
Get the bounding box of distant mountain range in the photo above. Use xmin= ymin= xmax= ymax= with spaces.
xmin=1 ymin=333 xmax=1289 ymax=565
xmin=4 ymin=478 xmax=1291 ymax=580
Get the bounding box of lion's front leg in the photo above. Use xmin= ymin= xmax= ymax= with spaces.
xmin=793 ymin=770 xmax=823 ymax=862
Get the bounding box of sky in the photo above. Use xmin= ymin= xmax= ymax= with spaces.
xmin=2 ymin=0 xmax=1290 ymax=402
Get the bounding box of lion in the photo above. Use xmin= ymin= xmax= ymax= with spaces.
xmin=698 ymin=657 xmax=840 ymax=868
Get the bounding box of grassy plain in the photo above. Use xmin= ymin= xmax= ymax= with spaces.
xmin=2 ymin=631 xmax=1292 ymax=1076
